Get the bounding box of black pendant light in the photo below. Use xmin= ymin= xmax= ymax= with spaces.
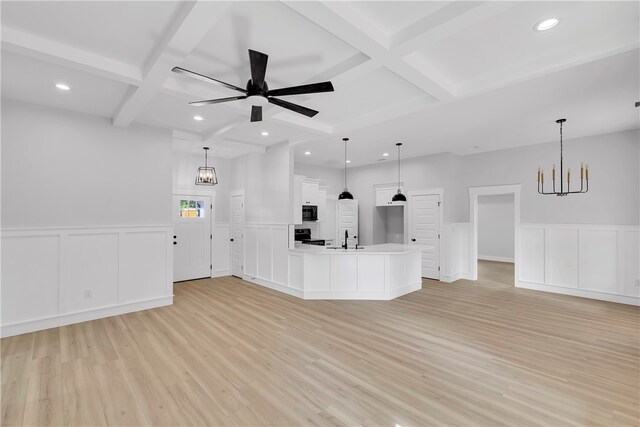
xmin=391 ymin=142 xmax=406 ymax=202
xmin=195 ymin=147 xmax=218 ymax=186
xmin=338 ymin=137 xmax=354 ymax=200
xmin=537 ymin=119 xmax=588 ymax=196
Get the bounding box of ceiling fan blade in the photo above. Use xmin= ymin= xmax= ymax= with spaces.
xmin=250 ymin=105 xmax=262 ymax=122
xmin=189 ymin=96 xmax=247 ymax=107
xmin=172 ymin=67 xmax=247 ymax=93
xmin=248 ymin=49 xmax=268 ymax=88
xmin=268 ymin=81 xmax=334 ymax=97
xmin=268 ymin=97 xmax=318 ymax=118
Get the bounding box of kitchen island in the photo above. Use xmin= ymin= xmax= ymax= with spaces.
xmin=288 ymin=243 xmax=422 ymax=300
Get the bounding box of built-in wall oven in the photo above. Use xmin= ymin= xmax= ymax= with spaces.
xmin=302 ymin=205 xmax=318 ymax=221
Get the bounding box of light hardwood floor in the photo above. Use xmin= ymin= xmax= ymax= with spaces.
xmin=2 ymin=267 xmax=639 ymax=426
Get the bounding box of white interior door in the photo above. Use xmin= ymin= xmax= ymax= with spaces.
xmin=337 ymin=199 xmax=358 ymax=246
xmin=409 ymin=193 xmax=440 ymax=279
xmin=231 ymin=194 xmax=244 ymax=277
xmin=173 ymin=195 xmax=211 ymax=282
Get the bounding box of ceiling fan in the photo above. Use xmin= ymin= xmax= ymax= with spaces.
xmin=172 ymin=49 xmax=334 ymax=122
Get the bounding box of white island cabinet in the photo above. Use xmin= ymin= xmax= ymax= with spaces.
xmin=288 ymin=244 xmax=422 ymax=300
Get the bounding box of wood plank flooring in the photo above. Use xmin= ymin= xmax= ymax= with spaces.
xmin=2 ymin=264 xmax=639 ymax=426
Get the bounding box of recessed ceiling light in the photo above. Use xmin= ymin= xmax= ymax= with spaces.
xmin=534 ymin=18 xmax=559 ymax=32
xmin=261 ymin=131 xmax=269 ymax=136
xmin=304 ymin=151 xmax=311 ymax=156
xmin=193 ymin=115 xmax=204 ymax=121
xmin=346 ymin=160 xmax=351 ymax=164
xmin=55 ymin=83 xmax=70 ymax=91
xmin=382 ymin=152 xmax=389 ymax=157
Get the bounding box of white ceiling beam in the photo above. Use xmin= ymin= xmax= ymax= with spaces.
xmin=113 ymin=1 xmax=232 ymax=128
xmin=208 ymin=139 xmax=266 ymax=155
xmin=1 ymin=27 xmax=142 ymax=85
xmin=282 ymin=1 xmax=455 ymax=102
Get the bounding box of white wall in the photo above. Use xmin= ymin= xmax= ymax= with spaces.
xmin=1 ymin=100 xmax=174 ymax=336
xmin=233 ymin=141 xmax=292 ymax=224
xmin=299 ymin=153 xmax=455 ymax=245
xmin=172 ymin=149 xmax=232 ymax=222
xmin=456 ymin=129 xmax=639 ymax=224
xmin=1 ymin=99 xmax=172 ymax=228
xmin=296 ymin=129 xmax=639 ymax=245
xmin=294 ymin=162 xmax=343 ymax=197
xmin=478 ymin=194 xmax=515 ymax=262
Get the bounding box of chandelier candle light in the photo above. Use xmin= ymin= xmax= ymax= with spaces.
xmin=195 ymin=147 xmax=218 ymax=186
xmin=537 ymin=119 xmax=588 ymax=196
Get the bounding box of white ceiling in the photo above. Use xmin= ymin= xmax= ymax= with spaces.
xmin=1 ymin=1 xmax=638 ymax=164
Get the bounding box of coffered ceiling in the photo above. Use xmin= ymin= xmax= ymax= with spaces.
xmin=1 ymin=1 xmax=638 ymax=166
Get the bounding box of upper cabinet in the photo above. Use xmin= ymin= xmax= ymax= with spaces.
xmin=301 ymin=180 xmax=319 ymax=205
xmin=375 ymin=187 xmax=405 ymax=206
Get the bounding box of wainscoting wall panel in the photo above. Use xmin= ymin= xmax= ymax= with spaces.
xmin=545 ymin=228 xmax=578 ymax=289
xmin=1 ymin=226 xmax=173 ymax=337
xmin=64 ymin=232 xmax=119 ymax=313
xmin=244 ymin=223 xmax=289 ymax=288
xmin=212 ymin=223 xmax=230 ymax=277
xmin=441 ymin=223 xmax=471 ymax=282
xmin=519 ymin=224 xmax=639 ymax=305
xmin=1 ymin=234 xmax=60 ymax=326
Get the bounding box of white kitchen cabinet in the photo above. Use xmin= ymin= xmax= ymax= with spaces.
xmin=376 ymin=187 xmax=406 ymax=206
xmin=301 ymin=180 xmax=319 ymax=205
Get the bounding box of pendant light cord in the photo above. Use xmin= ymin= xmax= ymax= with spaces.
xmin=343 ymin=138 xmax=348 ymax=190
xmin=397 ymin=144 xmax=401 ymax=190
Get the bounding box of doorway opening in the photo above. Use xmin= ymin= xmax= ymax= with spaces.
xmin=469 ymin=185 xmax=521 ymax=286
xmin=477 ymin=194 xmax=515 ymax=286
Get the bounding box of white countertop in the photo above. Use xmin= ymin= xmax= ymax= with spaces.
xmin=289 ymin=243 xmax=424 ymax=255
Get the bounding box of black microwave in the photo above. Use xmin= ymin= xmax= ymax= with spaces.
xmin=302 ymin=205 xmax=318 ymax=221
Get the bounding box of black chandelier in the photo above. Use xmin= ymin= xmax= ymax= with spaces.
xmin=338 ymin=137 xmax=354 ymax=200
xmin=538 ymin=119 xmax=588 ymax=196
xmin=391 ymin=143 xmax=406 ymax=202
xmin=195 ymin=147 xmax=218 ymax=186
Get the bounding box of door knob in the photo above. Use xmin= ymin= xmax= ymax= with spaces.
xmin=230 ymin=238 xmax=234 ymax=242
xmin=411 ymin=238 xmax=416 ymax=242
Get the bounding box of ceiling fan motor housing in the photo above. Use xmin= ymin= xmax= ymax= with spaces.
xmin=246 ymin=79 xmax=268 ymax=97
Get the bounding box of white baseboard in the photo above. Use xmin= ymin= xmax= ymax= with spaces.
xmin=244 ymin=278 xmax=421 ymax=301
xmin=517 ymin=281 xmax=639 ymax=306
xmin=478 ymin=255 xmax=514 ymax=263
xmin=441 ymin=272 xmax=473 ymax=283
xmin=244 ymin=277 xmax=303 ymax=298
xmin=1 ymin=296 xmax=173 ymax=338
xmin=211 ymin=270 xmax=230 ymax=278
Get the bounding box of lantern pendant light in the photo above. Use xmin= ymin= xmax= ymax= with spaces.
xmin=391 ymin=142 xmax=406 ymax=202
xmin=338 ymin=137 xmax=354 ymax=200
xmin=537 ymin=119 xmax=588 ymax=196
xmin=195 ymin=147 xmax=218 ymax=186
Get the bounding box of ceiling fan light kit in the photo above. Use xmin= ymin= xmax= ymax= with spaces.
xmin=195 ymin=147 xmax=218 ymax=186
xmin=172 ymin=49 xmax=334 ymax=122
xmin=537 ymin=119 xmax=588 ymax=196
xmin=338 ymin=137 xmax=354 ymax=200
